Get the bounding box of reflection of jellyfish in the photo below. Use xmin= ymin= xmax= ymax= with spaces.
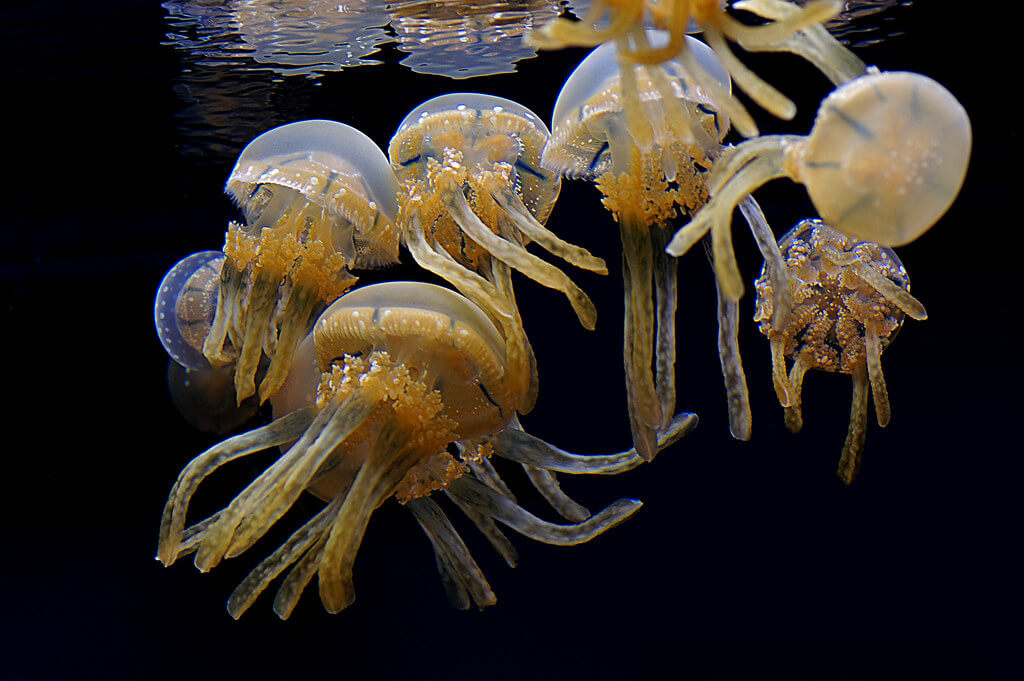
xmin=205 ymin=120 xmax=401 ymax=404
xmin=162 ymin=0 xmax=392 ymax=77
xmin=389 ymin=93 xmax=607 ymax=413
xmin=157 ymin=282 xmax=693 ymax=617
xmin=753 ymin=219 xmax=926 ymax=484
xmin=387 ymin=0 xmax=561 ymax=78
xmin=667 ymin=70 xmax=972 ymax=303
xmin=542 ymin=35 xmax=737 ymax=456
xmin=232 ymin=0 xmax=391 ymax=76
xmin=530 ymin=0 xmax=850 ymax=137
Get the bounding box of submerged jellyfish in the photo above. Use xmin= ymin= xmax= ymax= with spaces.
xmin=157 ymin=281 xmax=696 ymax=616
xmin=753 ymin=219 xmax=927 ymax=483
xmin=388 ymin=93 xmax=607 ymax=412
xmin=204 ymin=120 xmax=402 ymax=404
xmin=667 ymin=69 xmax=972 ymax=304
xmin=543 ymin=35 xmax=750 ymax=455
xmin=530 ymin=0 xmax=850 ymax=138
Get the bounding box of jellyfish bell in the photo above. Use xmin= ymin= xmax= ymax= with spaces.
xmin=389 ymin=93 xmax=607 ymax=412
xmin=205 ymin=119 xmax=402 ymax=406
xmin=154 ymin=250 xmax=225 ymax=372
xmin=541 ymin=33 xmax=729 ymax=459
xmin=668 ymin=70 xmax=972 ymax=302
xmin=753 ymin=219 xmax=927 ymax=484
xmin=158 ymin=281 xmax=691 ymax=618
xmin=545 ymin=31 xmax=731 ymax=179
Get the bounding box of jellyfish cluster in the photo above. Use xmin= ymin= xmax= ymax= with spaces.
xmin=153 ymin=0 xmax=970 ymax=618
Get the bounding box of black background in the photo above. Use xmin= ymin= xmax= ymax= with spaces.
xmin=0 ymin=2 xmax=1017 ymax=679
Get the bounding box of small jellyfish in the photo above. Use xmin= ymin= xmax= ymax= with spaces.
xmin=204 ymin=120 xmax=401 ymax=405
xmin=155 ymin=250 xmax=261 ymax=432
xmin=753 ymin=219 xmax=927 ymax=484
xmin=530 ymin=0 xmax=850 ymax=137
xmin=543 ymin=35 xmax=738 ymax=457
xmin=155 ymin=250 xmax=226 ymax=372
xmin=157 ymin=281 xmax=694 ymax=617
xmin=667 ymin=69 xmax=972 ymax=304
xmin=388 ymin=93 xmax=607 ymax=412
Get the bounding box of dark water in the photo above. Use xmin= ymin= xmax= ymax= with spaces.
xmin=1 ymin=2 xmax=1015 ymax=679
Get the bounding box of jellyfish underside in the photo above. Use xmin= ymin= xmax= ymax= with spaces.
xmin=158 ymin=282 xmax=688 ymax=617
xmin=753 ymin=220 xmax=926 ymax=483
xmin=667 ymin=70 xmax=973 ymax=305
xmin=530 ymin=0 xmax=856 ymax=138
xmin=390 ymin=96 xmax=607 ymax=411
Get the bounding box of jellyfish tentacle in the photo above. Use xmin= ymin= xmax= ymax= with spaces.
xmin=488 ymin=185 xmax=608 ymax=274
xmin=864 ymin=318 xmax=891 ymax=428
xmin=784 ymin=353 xmax=812 ymax=432
xmin=409 ymin=497 xmax=497 ymax=610
xmin=192 ymin=398 xmax=343 ymax=572
xmin=234 ymin=268 xmax=285 ymax=403
xmin=617 ymin=49 xmax=655 ymax=151
xmin=487 ymin=257 xmax=538 ymax=413
xmin=203 ymin=255 xmax=245 ymax=367
xmin=157 ymin=406 xmax=316 ymax=566
xmin=621 ymin=243 xmax=660 ymax=461
xmin=489 ymin=411 xmax=697 ymax=474
xmin=318 ymin=423 xmax=415 ymax=613
xmin=257 ymin=285 xmax=318 ymax=403
xmin=733 ymin=0 xmax=867 ymax=86
xmin=621 ymin=2 xmax=690 ymax=66
xmin=651 ymin=225 xmax=678 ymax=427
xmin=447 ymin=476 xmax=642 ymax=546
xmin=716 ymin=273 xmax=753 ymax=441
xmin=838 ymin=362 xmax=870 ymax=484
xmin=721 ymin=0 xmax=841 ymax=49
xmin=273 ymin=525 xmax=333 ymax=620
xmin=522 ymin=464 xmax=590 ymax=523
xmin=226 ymin=497 xmax=340 ymax=619
xmin=704 ymin=24 xmax=796 ymax=121
xmin=445 ymin=490 xmax=519 ymax=567
xmin=226 ymin=392 xmax=381 ymax=558
xmin=739 ymin=196 xmax=792 ymax=330
xmin=850 ymin=264 xmax=928 ymax=321
xmin=442 ymin=189 xmax=597 ymax=330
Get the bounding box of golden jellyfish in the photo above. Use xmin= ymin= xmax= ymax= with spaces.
xmin=529 ymin=0 xmax=854 ymax=138
xmin=753 ymin=219 xmax=927 ymax=484
xmin=388 ymin=93 xmax=607 ymax=412
xmin=667 ymin=69 xmax=972 ymax=304
xmin=203 ymin=120 xmax=402 ymax=405
xmin=542 ymin=34 xmax=761 ymax=452
xmin=157 ymin=281 xmax=697 ymax=617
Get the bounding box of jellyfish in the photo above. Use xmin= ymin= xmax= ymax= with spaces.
xmin=203 ymin=119 xmax=402 ymax=405
xmin=157 ymin=281 xmax=696 ymax=617
xmin=388 ymin=93 xmax=607 ymax=412
xmin=752 ymin=219 xmax=927 ymax=484
xmin=529 ymin=0 xmax=852 ymax=138
xmin=667 ymin=69 xmax=972 ymax=305
xmin=542 ymin=34 xmax=761 ymax=455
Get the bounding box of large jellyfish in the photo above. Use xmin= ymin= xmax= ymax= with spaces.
xmin=157 ymin=281 xmax=696 ymax=616
xmin=753 ymin=219 xmax=926 ymax=483
xmin=388 ymin=93 xmax=607 ymax=412
xmin=203 ymin=120 xmax=401 ymax=404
